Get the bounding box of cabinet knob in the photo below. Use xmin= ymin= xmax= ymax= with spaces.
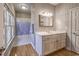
xmin=56 ymin=40 xmax=58 ymax=42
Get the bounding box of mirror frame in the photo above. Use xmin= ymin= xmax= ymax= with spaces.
xmin=39 ymin=15 xmax=54 ymax=27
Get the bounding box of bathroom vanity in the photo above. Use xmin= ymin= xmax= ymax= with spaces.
xmin=35 ymin=31 xmax=66 ymax=56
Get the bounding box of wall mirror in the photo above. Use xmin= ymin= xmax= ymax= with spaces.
xmin=39 ymin=11 xmax=54 ymax=27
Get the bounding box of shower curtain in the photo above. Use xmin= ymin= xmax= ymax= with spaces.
xmin=14 ymin=18 xmax=31 ymax=46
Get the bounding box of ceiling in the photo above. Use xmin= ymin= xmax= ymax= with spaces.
xmin=50 ymin=3 xmax=59 ymax=6
xmin=14 ymin=3 xmax=59 ymax=14
xmin=14 ymin=3 xmax=31 ymax=14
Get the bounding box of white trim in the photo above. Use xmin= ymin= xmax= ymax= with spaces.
xmin=2 ymin=36 xmax=15 ymax=56
xmin=30 ymin=42 xmax=35 ymax=50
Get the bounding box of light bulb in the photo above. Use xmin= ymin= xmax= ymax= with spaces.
xmin=22 ymin=6 xmax=27 ymax=10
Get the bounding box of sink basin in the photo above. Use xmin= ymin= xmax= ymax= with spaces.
xmin=35 ymin=32 xmax=48 ymax=35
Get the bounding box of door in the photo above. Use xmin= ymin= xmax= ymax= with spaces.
xmin=75 ymin=9 xmax=79 ymax=53
xmin=70 ymin=8 xmax=79 ymax=53
xmin=71 ymin=9 xmax=76 ymax=51
xmin=4 ymin=5 xmax=15 ymax=48
xmin=4 ymin=6 xmax=12 ymax=46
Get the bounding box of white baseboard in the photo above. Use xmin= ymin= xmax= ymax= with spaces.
xmin=30 ymin=42 xmax=35 ymax=50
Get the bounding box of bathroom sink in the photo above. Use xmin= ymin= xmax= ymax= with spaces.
xmin=35 ymin=32 xmax=48 ymax=35
xmin=35 ymin=31 xmax=66 ymax=36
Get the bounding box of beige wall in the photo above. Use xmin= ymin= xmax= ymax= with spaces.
xmin=31 ymin=3 xmax=55 ymax=32
xmin=55 ymin=3 xmax=79 ymax=31
xmin=0 ymin=4 xmax=5 ymax=49
xmin=55 ymin=4 xmax=67 ymax=31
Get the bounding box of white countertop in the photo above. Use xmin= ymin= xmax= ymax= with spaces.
xmin=35 ymin=31 xmax=66 ymax=36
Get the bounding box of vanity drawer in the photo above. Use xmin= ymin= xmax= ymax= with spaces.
xmin=50 ymin=40 xmax=56 ymax=52
xmin=42 ymin=39 xmax=51 ymax=55
xmin=60 ymin=33 xmax=66 ymax=39
xmin=42 ymin=35 xmax=57 ymax=41
xmin=55 ymin=37 xmax=66 ymax=49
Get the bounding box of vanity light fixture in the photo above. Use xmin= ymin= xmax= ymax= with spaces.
xmin=40 ymin=11 xmax=53 ymax=16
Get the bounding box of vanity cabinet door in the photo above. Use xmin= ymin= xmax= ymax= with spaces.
xmin=50 ymin=39 xmax=55 ymax=53
xmin=49 ymin=35 xmax=56 ymax=52
xmin=54 ymin=35 xmax=59 ymax=50
xmin=42 ymin=36 xmax=55 ymax=55
xmin=55 ymin=34 xmax=66 ymax=50
xmin=42 ymin=38 xmax=51 ymax=55
xmin=60 ymin=34 xmax=66 ymax=48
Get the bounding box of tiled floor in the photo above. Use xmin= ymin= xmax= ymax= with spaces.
xmin=10 ymin=44 xmax=79 ymax=56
